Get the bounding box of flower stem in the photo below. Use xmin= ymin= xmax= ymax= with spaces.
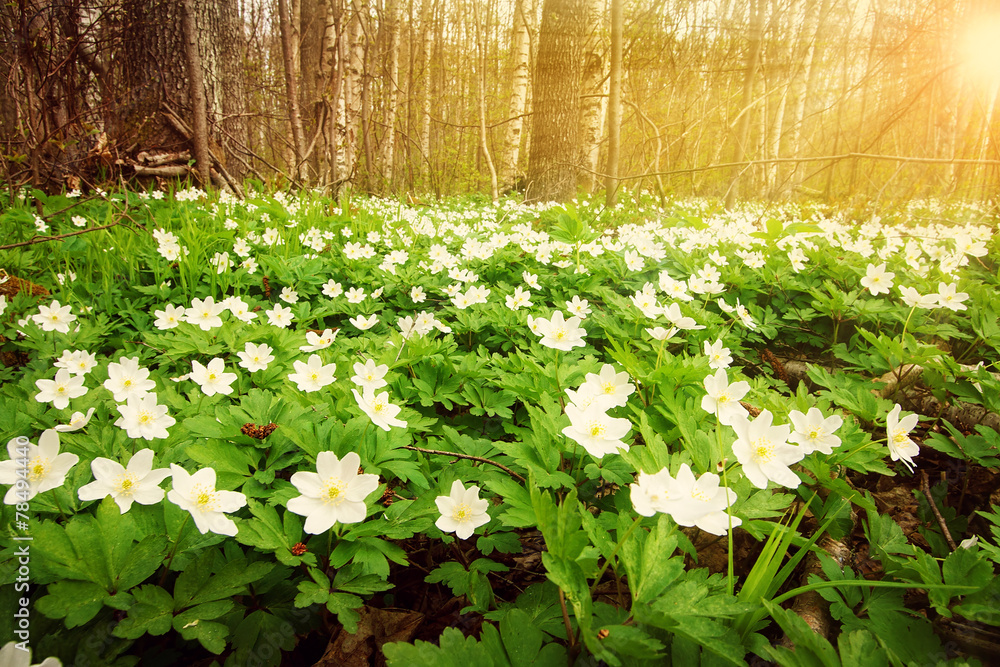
xmin=715 ymin=424 xmax=735 ymax=597
xmin=589 ymin=516 xmax=645 ymax=597
xmin=159 ymin=513 xmax=191 ymax=586
xmin=900 ymin=304 xmax=916 ymax=341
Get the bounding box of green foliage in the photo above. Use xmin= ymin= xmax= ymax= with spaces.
xmin=1 ymin=188 xmax=998 ymax=665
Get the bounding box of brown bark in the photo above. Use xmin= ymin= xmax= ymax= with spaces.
xmin=180 ymin=0 xmax=211 ymax=185
xmin=526 ymin=0 xmax=588 ymax=202
xmin=279 ymin=0 xmax=310 ymax=183
xmin=119 ymin=0 xmax=244 ymax=184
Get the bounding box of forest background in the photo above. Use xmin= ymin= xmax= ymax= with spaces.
xmin=2 ymin=0 xmax=1000 ymax=207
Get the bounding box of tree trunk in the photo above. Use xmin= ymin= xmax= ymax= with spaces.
xmin=603 ymin=0 xmax=622 ymax=205
xmin=279 ymin=0 xmax=310 ymax=183
xmin=785 ymin=0 xmax=831 ymax=191
xmin=380 ymin=0 xmax=400 ymax=188
xmin=724 ymin=0 xmax=763 ymax=210
xmin=474 ymin=0 xmax=499 ymax=201
xmin=526 ymin=0 xmax=588 ymax=202
xmin=577 ymin=0 xmax=606 ymax=193
xmin=119 ymin=0 xmax=245 ymax=184
xmin=419 ymin=0 xmax=435 ymax=186
xmin=180 ymin=0 xmax=211 ymax=185
xmin=501 ymin=0 xmax=532 ymax=190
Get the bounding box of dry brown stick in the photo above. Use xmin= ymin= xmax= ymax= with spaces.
xmin=0 ymin=220 xmax=122 ymax=250
xmin=402 ymin=445 xmax=525 ymax=482
xmin=558 ymin=590 xmax=576 ymax=655
xmin=921 ymin=470 xmax=958 ymax=551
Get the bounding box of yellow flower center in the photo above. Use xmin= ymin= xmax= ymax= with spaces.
xmin=589 ymin=422 xmax=607 ymax=439
xmin=323 ymin=479 xmax=348 ymax=505
xmin=808 ymin=427 xmax=821 ymax=441
xmin=117 ymin=473 xmax=139 ymax=496
xmin=137 ymin=410 xmax=152 ymax=425
xmin=28 ymin=457 xmax=50 ymax=481
xmin=192 ymin=484 xmax=219 ymax=511
xmin=602 ymin=382 xmax=617 ymax=395
xmin=752 ymin=437 xmax=774 ymax=463
xmin=892 ymin=431 xmax=909 ymax=445
xmin=717 ymin=391 xmax=730 ymax=405
xmin=553 ymin=328 xmax=567 ymax=341
xmin=310 ymin=372 xmax=319 ymax=381
xmin=123 ymin=378 xmax=133 ymax=388
xmin=452 ymin=503 xmax=472 ymax=521
xmin=208 ymin=372 xmax=217 ymax=381
xmin=690 ymin=487 xmax=711 ymax=502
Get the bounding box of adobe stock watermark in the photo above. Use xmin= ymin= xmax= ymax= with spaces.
xmin=11 ymin=435 xmax=34 ymax=653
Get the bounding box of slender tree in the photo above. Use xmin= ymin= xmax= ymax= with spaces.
xmin=604 ymin=0 xmax=622 ymax=205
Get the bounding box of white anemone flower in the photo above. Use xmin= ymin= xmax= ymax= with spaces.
xmin=287 ymin=451 xmax=380 ymax=533
xmin=435 ymin=480 xmax=490 ymax=539
xmin=78 ymin=448 xmax=171 ymax=513
xmin=167 ymin=465 xmax=247 ymax=536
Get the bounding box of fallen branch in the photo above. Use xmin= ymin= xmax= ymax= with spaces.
xmin=921 ymin=471 xmax=958 ymax=551
xmin=564 ymin=152 xmax=1000 ymax=183
xmin=0 ymin=220 xmax=123 ymax=250
xmin=402 ymin=445 xmax=525 ymax=482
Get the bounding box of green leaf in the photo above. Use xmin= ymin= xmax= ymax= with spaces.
xmin=500 ymin=609 xmax=543 ymax=667
xmin=113 ymin=585 xmax=174 ymax=639
xmin=762 ymin=599 xmax=840 ymax=667
xmin=35 ymin=580 xmax=108 ymax=628
xmin=599 ymin=624 xmax=665 ymax=661
xmin=837 ymin=630 xmax=888 ymax=667
xmin=384 ymin=627 xmax=496 ymax=667
xmin=175 ymin=617 xmax=230 ymax=654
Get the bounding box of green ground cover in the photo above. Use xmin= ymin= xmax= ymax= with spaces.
xmin=1 ymin=186 xmax=999 ymax=666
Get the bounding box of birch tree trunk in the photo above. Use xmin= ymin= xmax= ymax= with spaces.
xmin=419 ymin=0 xmax=434 ymax=184
xmin=380 ymin=0 xmax=400 ymax=187
xmin=501 ymin=0 xmax=532 ymax=190
xmin=341 ymin=4 xmax=366 ymax=180
xmin=121 ymin=0 xmax=245 ymax=182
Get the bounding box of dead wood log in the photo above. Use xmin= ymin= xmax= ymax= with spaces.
xmin=137 ymin=150 xmax=192 ymax=166
xmin=777 ymin=358 xmax=1000 ymax=433
xmin=133 ymin=164 xmax=191 ymax=178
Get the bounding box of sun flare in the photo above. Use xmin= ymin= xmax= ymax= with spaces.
xmin=959 ymin=15 xmax=1000 ymax=86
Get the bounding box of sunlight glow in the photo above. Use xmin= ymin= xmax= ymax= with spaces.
xmin=959 ymin=15 xmax=1000 ymax=86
